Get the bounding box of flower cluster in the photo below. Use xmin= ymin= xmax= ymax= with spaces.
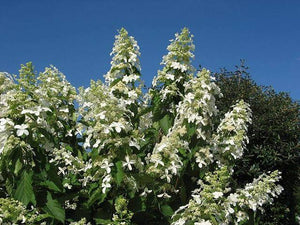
xmin=104 ymin=28 xmax=142 ymax=106
xmin=151 ymin=28 xmax=195 ymax=112
xmin=69 ymin=218 xmax=91 ymax=225
xmin=78 ymin=80 xmax=131 ymax=150
xmin=0 ymin=198 xmax=43 ymax=224
xmin=177 ymin=68 xmax=222 ymax=139
xmin=147 ymin=118 xmax=188 ymax=185
xmin=111 ymin=196 xmax=134 ymax=225
xmin=212 ymin=100 xmax=252 ymax=165
xmin=171 ymin=167 xmax=283 ymax=225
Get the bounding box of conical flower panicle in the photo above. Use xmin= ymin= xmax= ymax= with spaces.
xmin=177 ymin=68 xmax=222 ymax=140
xmin=173 ymin=68 xmax=223 ymax=169
xmin=78 ymin=79 xmax=131 ymax=150
xmin=171 ymin=167 xmax=283 ymax=224
xmin=212 ymin=100 xmax=252 ymax=165
xmin=0 ymin=72 xmax=16 ymax=118
xmin=0 ymin=72 xmax=15 ymax=95
xmin=104 ymin=28 xmax=142 ymax=105
xmin=0 ymin=72 xmax=16 ymax=154
xmin=147 ymin=117 xmax=188 ymax=180
xmin=151 ymin=28 xmax=195 ymax=114
xmin=37 ymin=66 xmax=77 ymax=116
xmin=78 ymin=79 xmax=144 ymax=194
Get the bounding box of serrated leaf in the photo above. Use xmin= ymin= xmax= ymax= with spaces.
xmin=87 ymin=188 xmax=106 ymax=207
xmin=161 ymin=204 xmax=174 ymax=217
xmin=159 ymin=114 xmax=172 ymax=135
xmin=47 ymin=165 xmax=64 ymax=192
xmin=115 ymin=161 xmax=125 ymax=186
xmin=44 ymin=192 xmax=65 ymax=223
xmin=14 ymin=171 xmax=36 ymax=206
xmin=14 ymin=159 xmax=22 ymax=175
xmin=40 ymin=180 xmax=62 ymax=192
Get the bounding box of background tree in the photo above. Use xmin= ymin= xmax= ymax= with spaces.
xmin=214 ymin=61 xmax=300 ymax=225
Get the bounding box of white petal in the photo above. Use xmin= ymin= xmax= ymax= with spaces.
xmin=115 ymin=126 xmax=121 ymax=133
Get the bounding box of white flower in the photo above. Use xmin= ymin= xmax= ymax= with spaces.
xmin=165 ymin=73 xmax=175 ymax=80
xmin=63 ymin=183 xmax=72 ymax=189
xmin=156 ymin=143 xmax=167 ymax=152
xmin=128 ymin=90 xmax=138 ymax=99
xmin=14 ymin=124 xmax=29 ymax=136
xmin=170 ymin=62 xmax=187 ymax=72
xmin=21 ymin=215 xmax=26 ymax=223
xmin=93 ymin=139 xmax=101 ymax=148
xmin=122 ymin=74 xmax=139 ymax=83
xmin=101 ymin=159 xmax=114 ymax=173
xmin=102 ymin=175 xmax=112 ymax=193
xmin=102 ymin=182 xmax=111 ymax=193
xmin=110 ymin=122 xmax=125 ymax=133
xmin=0 ymin=118 xmax=13 ymax=132
xmin=122 ymin=155 xmax=136 ymax=171
xmin=21 ymin=106 xmax=51 ymax=116
xmin=103 ymin=127 xmax=110 ymax=134
xmin=169 ymin=161 xmax=181 ymax=175
xmin=103 ymin=174 xmax=111 ymax=183
xmin=212 ymin=191 xmax=223 ymax=199
xmin=157 ymin=192 xmax=171 ymax=198
xmin=185 ymin=92 xmax=195 ymax=103
xmin=228 ymin=193 xmax=239 ymax=205
xmin=0 ymin=136 xmax=8 ymax=154
xmin=58 ymin=167 xmax=66 ymax=175
xmin=83 ymin=134 xmax=92 ymax=149
xmin=140 ymin=187 xmax=152 ymax=197
xmin=150 ymin=154 xmax=165 ymax=167
xmin=66 ymin=129 xmax=73 ymax=137
xmin=173 ymin=218 xmax=186 ymax=225
xmin=82 ymin=176 xmax=91 ymax=187
xmin=248 ymin=200 xmax=257 ymax=211
xmin=59 ymin=107 xmax=69 ymax=113
xmin=194 ymin=221 xmax=212 ymax=225
xmin=152 ymin=76 xmax=158 ymax=87
xmin=192 ymin=194 xmax=201 ymax=204
xmin=160 ymin=169 xmax=172 ymax=183
xmin=129 ymin=140 xmax=140 ymax=150
xmin=96 ymin=112 xmax=106 ymax=120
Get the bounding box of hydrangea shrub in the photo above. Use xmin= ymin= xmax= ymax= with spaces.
xmin=0 ymin=28 xmax=283 ymax=224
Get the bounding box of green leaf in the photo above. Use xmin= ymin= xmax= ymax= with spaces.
xmin=40 ymin=180 xmax=62 ymax=192
xmin=44 ymin=192 xmax=65 ymax=223
xmin=128 ymin=196 xmax=146 ymax=212
xmin=159 ymin=114 xmax=172 ymax=135
xmin=14 ymin=171 xmax=36 ymax=206
xmin=87 ymin=188 xmax=106 ymax=207
xmin=161 ymin=204 xmax=174 ymax=217
xmin=94 ymin=218 xmax=112 ymax=224
xmin=13 ymin=159 xmax=22 ymax=176
xmin=115 ymin=161 xmax=125 ymax=186
xmin=110 ymin=77 xmax=122 ymax=86
xmin=187 ymin=123 xmax=196 ymax=137
xmin=46 ymin=165 xmax=64 ymax=192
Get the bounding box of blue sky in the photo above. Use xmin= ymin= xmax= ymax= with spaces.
xmin=1 ymin=0 xmax=299 ymax=100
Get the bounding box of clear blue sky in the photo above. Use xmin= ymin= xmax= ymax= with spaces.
xmin=1 ymin=0 xmax=299 ymax=100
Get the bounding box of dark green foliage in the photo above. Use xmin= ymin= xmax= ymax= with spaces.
xmin=214 ymin=61 xmax=300 ymax=224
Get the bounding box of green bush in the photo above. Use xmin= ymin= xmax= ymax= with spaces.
xmin=0 ymin=29 xmax=285 ymax=224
